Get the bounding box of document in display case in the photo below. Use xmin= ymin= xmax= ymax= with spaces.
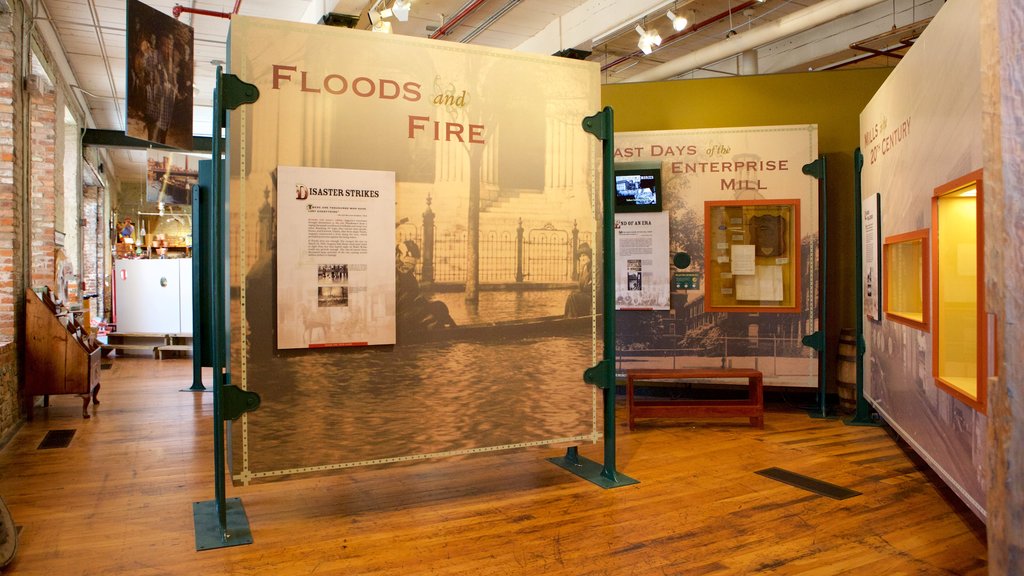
xmin=704 ymin=199 xmax=800 ymax=313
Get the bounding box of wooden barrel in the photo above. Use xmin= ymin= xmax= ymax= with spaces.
xmin=836 ymin=328 xmax=858 ymax=414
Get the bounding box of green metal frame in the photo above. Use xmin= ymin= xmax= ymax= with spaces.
xmin=193 ymin=68 xmax=262 ymax=552
xmin=82 ymin=128 xmax=212 ymax=152
xmin=846 ymin=149 xmax=879 ymax=426
xmin=548 ymin=107 xmax=638 ymax=489
xmin=800 ymin=157 xmax=831 ymax=419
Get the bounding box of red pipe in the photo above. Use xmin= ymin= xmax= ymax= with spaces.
xmin=602 ymin=0 xmax=758 ymax=72
xmin=173 ymin=5 xmax=232 ymax=20
xmin=429 ymin=0 xmax=489 ymax=39
xmin=233 ymin=0 xmax=243 ymax=14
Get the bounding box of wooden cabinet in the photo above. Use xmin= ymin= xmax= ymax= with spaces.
xmin=25 ymin=288 xmax=101 ymax=418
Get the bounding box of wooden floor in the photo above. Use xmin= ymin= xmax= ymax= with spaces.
xmin=0 ymin=357 xmax=986 ymax=575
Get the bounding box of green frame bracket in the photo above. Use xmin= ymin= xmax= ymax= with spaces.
xmin=847 ymin=149 xmax=880 ymax=427
xmin=549 ymin=107 xmax=638 ymax=489
xmin=801 ymin=156 xmax=831 ymax=419
xmin=193 ymin=68 xmax=263 ymax=552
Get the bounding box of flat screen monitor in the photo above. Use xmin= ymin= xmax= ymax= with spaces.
xmin=614 ymin=167 xmax=662 ymax=213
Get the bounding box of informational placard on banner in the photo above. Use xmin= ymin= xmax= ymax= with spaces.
xmin=276 ymin=165 xmax=396 ymax=349
xmin=614 ymin=212 xmax=670 ymax=310
xmin=863 ymin=192 xmax=881 ymax=321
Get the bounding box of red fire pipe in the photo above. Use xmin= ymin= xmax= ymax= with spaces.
xmin=601 ymin=0 xmax=758 ymax=72
xmin=172 ymin=0 xmax=243 ymax=20
xmin=429 ymin=0 xmax=489 ymax=39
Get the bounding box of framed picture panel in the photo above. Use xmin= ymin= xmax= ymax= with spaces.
xmin=883 ymin=228 xmax=929 ymax=331
xmin=704 ymin=199 xmax=800 ymax=313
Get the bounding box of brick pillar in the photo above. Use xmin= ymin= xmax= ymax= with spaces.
xmin=0 ymin=9 xmax=16 ymax=342
xmin=28 ymin=74 xmax=56 ymax=291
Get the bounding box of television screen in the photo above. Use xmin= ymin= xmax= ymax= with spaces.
xmin=614 ymin=167 xmax=662 ymax=212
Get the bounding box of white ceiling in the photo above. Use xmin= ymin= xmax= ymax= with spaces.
xmin=32 ymin=0 xmax=943 ymax=184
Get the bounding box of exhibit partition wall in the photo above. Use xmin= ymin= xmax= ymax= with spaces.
xmin=226 ymin=17 xmax=602 ymax=483
xmin=859 ymin=0 xmax=986 ymax=518
xmin=613 ymin=126 xmax=819 ymax=388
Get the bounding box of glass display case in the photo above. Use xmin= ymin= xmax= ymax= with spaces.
xmin=704 ymin=200 xmax=800 ymax=313
xmin=883 ymin=228 xmax=929 ymax=330
xmin=931 ymin=170 xmax=987 ymax=413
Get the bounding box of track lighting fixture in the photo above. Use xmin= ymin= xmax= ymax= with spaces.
xmin=392 ymin=0 xmax=411 ymax=22
xmin=635 ymin=23 xmax=662 ymax=55
xmin=666 ymin=10 xmax=691 ymax=32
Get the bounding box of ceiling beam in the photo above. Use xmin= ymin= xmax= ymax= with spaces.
xmin=82 ymin=129 xmax=212 ymax=153
xmin=515 ymin=0 xmax=675 ymax=55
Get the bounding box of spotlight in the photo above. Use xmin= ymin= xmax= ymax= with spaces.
xmin=373 ymin=20 xmax=393 ymax=33
xmin=635 ymin=24 xmax=662 ymax=55
xmin=666 ymin=10 xmax=688 ymax=31
xmin=392 ymin=0 xmax=411 ymax=22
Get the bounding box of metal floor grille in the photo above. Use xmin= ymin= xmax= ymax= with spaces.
xmin=756 ymin=467 xmax=861 ymax=500
xmin=37 ymin=429 xmax=76 ymax=450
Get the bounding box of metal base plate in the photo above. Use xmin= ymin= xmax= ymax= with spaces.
xmin=193 ymin=497 xmax=253 ymax=551
xmin=548 ymin=454 xmax=639 ymax=489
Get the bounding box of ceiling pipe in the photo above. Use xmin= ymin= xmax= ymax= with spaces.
xmin=459 ymin=0 xmax=522 ymax=43
xmin=601 ymin=1 xmax=758 ymax=72
xmin=623 ymin=0 xmax=887 ymax=83
xmin=429 ymin=0 xmax=489 ymax=39
xmin=173 ymin=0 xmax=243 ymax=21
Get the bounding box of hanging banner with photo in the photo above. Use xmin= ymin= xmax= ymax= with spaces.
xmin=614 ymin=212 xmax=670 ymax=310
xmin=276 ymin=166 xmax=396 ymax=349
xmin=146 ymin=150 xmax=199 ymax=205
xmin=125 ymin=0 xmax=194 ymax=150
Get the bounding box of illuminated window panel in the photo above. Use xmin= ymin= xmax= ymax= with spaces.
xmin=931 ymin=170 xmax=987 ymax=413
xmin=883 ymin=229 xmax=929 ymax=331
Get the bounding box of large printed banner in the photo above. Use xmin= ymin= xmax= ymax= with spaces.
xmin=859 ymin=0 xmax=985 ymax=518
xmin=276 ymin=166 xmax=396 ymax=349
xmin=614 ymin=126 xmax=819 ymax=387
xmin=228 ymin=16 xmax=601 ymax=483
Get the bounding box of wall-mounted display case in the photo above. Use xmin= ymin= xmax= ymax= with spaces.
xmin=931 ymin=170 xmax=987 ymax=413
xmin=704 ymin=200 xmax=800 ymax=313
xmin=883 ymin=229 xmax=929 ymax=330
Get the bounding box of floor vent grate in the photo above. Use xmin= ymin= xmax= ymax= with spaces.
xmin=756 ymin=467 xmax=861 ymax=500
xmin=37 ymin=429 xmax=76 ymax=450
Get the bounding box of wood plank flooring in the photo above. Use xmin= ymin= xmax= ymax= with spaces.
xmin=0 ymin=357 xmax=986 ymax=575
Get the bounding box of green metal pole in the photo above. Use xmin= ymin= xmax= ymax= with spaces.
xmin=210 ymin=66 xmax=228 ymax=532
xmin=848 ymin=148 xmax=878 ymax=426
xmin=548 ymin=107 xmax=637 ymax=489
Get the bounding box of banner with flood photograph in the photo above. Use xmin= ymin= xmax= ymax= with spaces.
xmin=227 ymin=16 xmax=601 ymax=483
xmin=613 ymin=126 xmax=820 ymax=388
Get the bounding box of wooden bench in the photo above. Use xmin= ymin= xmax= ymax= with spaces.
xmin=625 ymin=368 xmax=764 ymax=430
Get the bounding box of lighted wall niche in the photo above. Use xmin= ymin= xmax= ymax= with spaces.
xmin=931 ymin=169 xmax=987 ymax=413
xmin=883 ymin=228 xmax=929 ymax=330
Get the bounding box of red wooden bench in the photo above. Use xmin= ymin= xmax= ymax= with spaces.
xmin=625 ymin=368 xmax=764 ymax=430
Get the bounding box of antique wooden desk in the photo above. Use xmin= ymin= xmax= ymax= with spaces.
xmin=625 ymin=368 xmax=764 ymax=430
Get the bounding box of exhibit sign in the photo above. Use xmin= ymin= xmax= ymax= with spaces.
xmin=858 ymin=0 xmax=986 ymax=517
xmin=615 ymin=212 xmax=670 ymax=310
xmin=275 ymin=165 xmax=396 ymax=349
xmin=863 ymin=192 xmax=881 ymax=321
xmin=227 ymin=16 xmax=601 ymax=484
xmin=613 ymin=125 xmax=819 ymax=388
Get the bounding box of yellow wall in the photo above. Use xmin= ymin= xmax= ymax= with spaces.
xmin=602 ymin=67 xmax=892 ymax=389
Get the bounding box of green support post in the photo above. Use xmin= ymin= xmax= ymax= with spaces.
xmin=193 ymin=68 xmax=262 ymax=551
xmin=847 ymin=149 xmax=879 ymax=427
xmin=548 ymin=107 xmax=638 ymax=489
xmin=801 ymin=156 xmax=831 ymax=419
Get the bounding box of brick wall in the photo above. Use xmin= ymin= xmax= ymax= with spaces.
xmin=29 ymin=78 xmax=56 ymax=291
xmin=0 ymin=2 xmax=25 ymax=441
xmin=0 ymin=342 xmax=17 ymax=443
xmin=82 ymin=185 xmax=100 ymax=297
xmin=0 ymin=8 xmax=17 ymax=344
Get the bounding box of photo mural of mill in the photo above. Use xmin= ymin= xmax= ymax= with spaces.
xmin=614 ymin=127 xmax=820 ymax=388
xmin=227 ymin=16 xmax=603 ymax=483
